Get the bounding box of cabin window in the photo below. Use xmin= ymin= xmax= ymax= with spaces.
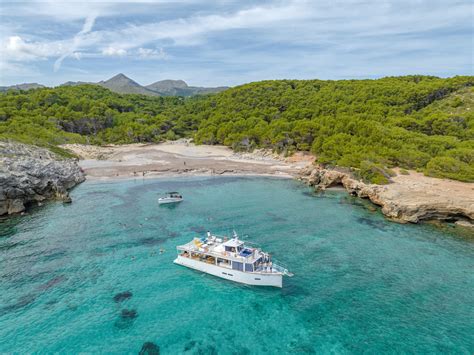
xmin=217 ymin=258 xmax=230 ymax=267
xmin=232 ymin=261 xmax=243 ymax=271
xmin=245 ymin=263 xmax=253 ymax=272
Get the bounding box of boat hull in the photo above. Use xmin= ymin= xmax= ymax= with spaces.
xmin=174 ymin=255 xmax=283 ymax=288
xmin=158 ymin=198 xmax=183 ymax=204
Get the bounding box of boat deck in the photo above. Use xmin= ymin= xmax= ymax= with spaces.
xmin=177 ymin=237 xmax=259 ymax=264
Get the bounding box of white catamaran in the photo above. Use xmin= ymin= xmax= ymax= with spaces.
xmin=174 ymin=232 xmax=293 ymax=288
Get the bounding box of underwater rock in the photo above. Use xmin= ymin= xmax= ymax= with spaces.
xmin=113 ymin=291 xmax=133 ymax=302
xmin=184 ymin=340 xmax=197 ymax=352
xmin=196 ymin=345 xmax=218 ymax=355
xmin=356 ymin=217 xmax=387 ymax=231
xmin=266 ymin=212 xmax=287 ymax=222
xmin=0 ymin=293 xmax=37 ymax=316
xmin=455 ymin=220 xmax=474 ymax=229
xmin=37 ymin=275 xmax=67 ymax=291
xmin=121 ymin=309 xmax=138 ymax=319
xmin=139 ymin=237 xmax=163 ymax=246
xmin=139 ymin=342 xmax=160 ymax=355
xmin=366 ymin=205 xmax=377 ymax=212
xmin=114 ymin=309 xmax=138 ymax=329
xmin=189 ymin=225 xmax=206 ymax=234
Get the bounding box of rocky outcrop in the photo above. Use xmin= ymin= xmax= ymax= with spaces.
xmin=300 ymin=165 xmax=474 ymax=224
xmin=0 ymin=142 xmax=85 ymax=216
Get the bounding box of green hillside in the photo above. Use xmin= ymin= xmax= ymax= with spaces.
xmin=1 ymin=76 xmax=473 ymax=182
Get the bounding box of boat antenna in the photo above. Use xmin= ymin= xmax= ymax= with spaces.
xmin=233 ymin=230 xmax=238 ymax=238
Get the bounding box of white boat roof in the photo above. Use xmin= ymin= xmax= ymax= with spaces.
xmin=222 ymin=238 xmax=244 ymax=247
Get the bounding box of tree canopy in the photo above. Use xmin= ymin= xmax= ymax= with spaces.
xmin=1 ymin=76 xmax=473 ymax=182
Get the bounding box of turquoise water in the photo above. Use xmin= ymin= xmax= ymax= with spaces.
xmin=0 ymin=177 xmax=473 ymax=354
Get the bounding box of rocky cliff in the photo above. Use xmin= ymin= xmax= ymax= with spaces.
xmin=0 ymin=142 xmax=85 ymax=215
xmin=299 ymin=165 xmax=474 ymax=224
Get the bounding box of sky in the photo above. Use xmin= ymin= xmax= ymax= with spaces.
xmin=0 ymin=0 xmax=473 ymax=87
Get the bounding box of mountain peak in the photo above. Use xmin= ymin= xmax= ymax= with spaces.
xmin=112 ymin=73 xmax=128 ymax=79
xmin=103 ymin=73 xmax=137 ymax=84
xmin=99 ymin=73 xmax=158 ymax=96
xmin=146 ymin=79 xmax=188 ymax=91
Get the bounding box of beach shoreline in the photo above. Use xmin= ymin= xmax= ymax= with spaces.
xmin=61 ymin=141 xmax=312 ymax=180
xmin=62 ymin=141 xmax=473 ymax=227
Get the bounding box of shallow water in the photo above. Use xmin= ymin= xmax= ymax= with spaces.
xmin=0 ymin=177 xmax=473 ymax=353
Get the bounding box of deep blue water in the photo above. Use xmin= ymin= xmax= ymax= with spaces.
xmin=0 ymin=177 xmax=473 ymax=354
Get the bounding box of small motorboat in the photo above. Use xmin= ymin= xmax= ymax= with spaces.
xmin=158 ymin=192 xmax=183 ymax=204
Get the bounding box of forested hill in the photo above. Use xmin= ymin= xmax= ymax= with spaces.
xmin=0 ymin=75 xmax=473 ymax=182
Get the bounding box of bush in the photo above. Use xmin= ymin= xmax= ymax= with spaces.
xmin=357 ymin=161 xmax=394 ymax=184
xmin=425 ymin=156 xmax=474 ymax=182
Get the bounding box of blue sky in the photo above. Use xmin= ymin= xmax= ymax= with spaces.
xmin=1 ymin=0 xmax=473 ymax=87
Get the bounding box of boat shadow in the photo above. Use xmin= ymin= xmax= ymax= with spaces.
xmin=159 ymin=203 xmax=182 ymax=210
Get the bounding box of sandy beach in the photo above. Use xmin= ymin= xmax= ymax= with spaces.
xmin=62 ymin=141 xmax=314 ymax=179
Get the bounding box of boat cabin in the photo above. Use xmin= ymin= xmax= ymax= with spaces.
xmin=166 ymin=191 xmax=182 ymax=198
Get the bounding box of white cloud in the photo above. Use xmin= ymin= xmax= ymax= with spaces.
xmin=102 ymin=47 xmax=127 ymax=57
xmin=3 ymin=35 xmax=65 ymax=61
xmin=53 ymin=13 xmax=98 ymax=71
xmin=137 ymin=47 xmax=167 ymax=59
xmin=104 ymin=1 xmax=313 ymax=49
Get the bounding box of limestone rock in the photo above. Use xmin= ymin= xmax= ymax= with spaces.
xmin=0 ymin=141 xmax=85 ymax=216
xmin=455 ymin=220 xmax=474 ymax=229
xmin=300 ymin=166 xmax=473 ymax=224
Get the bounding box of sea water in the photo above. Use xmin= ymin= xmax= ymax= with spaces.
xmin=0 ymin=177 xmax=473 ymax=354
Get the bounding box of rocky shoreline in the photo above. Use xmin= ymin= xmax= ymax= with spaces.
xmin=0 ymin=142 xmax=85 ymax=216
xmin=299 ymin=165 xmax=474 ymax=226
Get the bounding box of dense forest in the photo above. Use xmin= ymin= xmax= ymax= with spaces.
xmin=1 ymin=76 xmax=473 ymax=183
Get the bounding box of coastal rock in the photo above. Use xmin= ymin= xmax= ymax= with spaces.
xmin=455 ymin=220 xmax=474 ymax=229
xmin=300 ymin=165 xmax=474 ymax=224
xmin=0 ymin=141 xmax=85 ymax=216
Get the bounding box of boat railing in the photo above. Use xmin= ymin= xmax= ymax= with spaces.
xmin=270 ymin=258 xmax=293 ymax=277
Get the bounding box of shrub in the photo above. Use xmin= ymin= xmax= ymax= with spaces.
xmin=425 ymin=156 xmax=474 ymax=182
xmin=357 ymin=161 xmax=393 ymax=184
